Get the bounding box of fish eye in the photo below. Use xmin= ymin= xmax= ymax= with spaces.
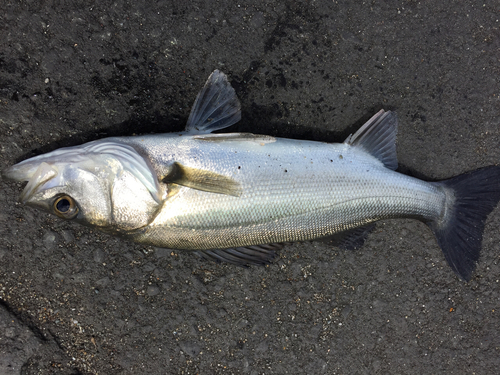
xmin=53 ymin=195 xmax=79 ymax=219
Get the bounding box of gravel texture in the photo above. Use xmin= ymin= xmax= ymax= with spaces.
xmin=1 ymin=1 xmax=499 ymax=374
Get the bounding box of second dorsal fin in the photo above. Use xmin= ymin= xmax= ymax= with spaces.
xmin=345 ymin=110 xmax=398 ymax=170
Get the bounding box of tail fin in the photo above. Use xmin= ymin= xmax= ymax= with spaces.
xmin=429 ymin=166 xmax=500 ymax=281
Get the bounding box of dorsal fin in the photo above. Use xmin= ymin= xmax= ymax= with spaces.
xmin=345 ymin=110 xmax=398 ymax=170
xmin=185 ymin=70 xmax=241 ymax=135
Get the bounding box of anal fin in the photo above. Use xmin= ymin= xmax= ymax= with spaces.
xmin=317 ymin=224 xmax=376 ymax=250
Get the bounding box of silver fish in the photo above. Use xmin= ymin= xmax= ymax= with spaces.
xmin=3 ymin=70 xmax=500 ymax=281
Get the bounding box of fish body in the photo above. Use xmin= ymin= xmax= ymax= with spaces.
xmin=3 ymin=70 xmax=500 ymax=280
xmin=116 ymin=132 xmax=444 ymax=251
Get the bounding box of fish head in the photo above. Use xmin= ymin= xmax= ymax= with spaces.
xmin=3 ymin=140 xmax=163 ymax=233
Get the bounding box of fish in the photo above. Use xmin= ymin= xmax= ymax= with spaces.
xmin=3 ymin=70 xmax=500 ymax=281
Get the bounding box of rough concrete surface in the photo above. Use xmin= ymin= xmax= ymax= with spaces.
xmin=1 ymin=1 xmax=499 ymax=374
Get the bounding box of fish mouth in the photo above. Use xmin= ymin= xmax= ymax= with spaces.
xmin=3 ymin=161 xmax=58 ymax=203
xmin=2 ymin=160 xmax=38 ymax=182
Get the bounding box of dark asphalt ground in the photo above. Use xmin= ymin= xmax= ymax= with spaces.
xmin=1 ymin=1 xmax=500 ymax=374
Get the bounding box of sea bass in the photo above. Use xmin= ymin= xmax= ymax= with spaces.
xmin=3 ymin=70 xmax=500 ymax=281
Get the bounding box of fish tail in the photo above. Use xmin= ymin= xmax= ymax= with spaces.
xmin=429 ymin=166 xmax=500 ymax=281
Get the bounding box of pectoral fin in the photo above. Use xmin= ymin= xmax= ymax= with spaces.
xmin=162 ymin=162 xmax=242 ymax=197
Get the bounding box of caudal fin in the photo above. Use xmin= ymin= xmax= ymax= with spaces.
xmin=429 ymin=166 xmax=500 ymax=281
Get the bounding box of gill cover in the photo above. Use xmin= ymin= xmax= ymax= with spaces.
xmin=3 ymin=140 xmax=162 ymax=231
